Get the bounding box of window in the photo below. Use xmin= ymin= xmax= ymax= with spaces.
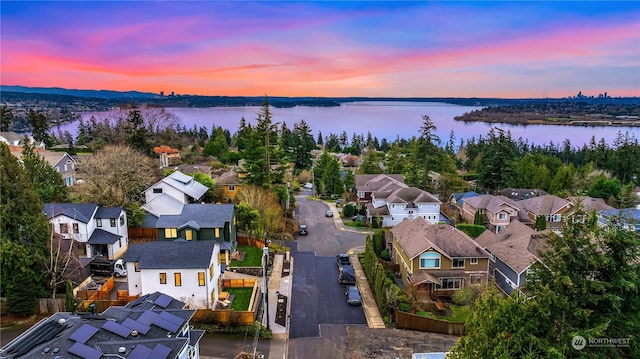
xmin=441 ymin=278 xmax=462 ymax=290
xmin=228 ymin=185 xmax=235 ymax=191
xmin=215 ymin=228 xmax=220 ymax=238
xmin=110 ymin=218 xmax=116 ymax=227
xmin=119 ymin=215 xmax=125 ymax=226
xmin=59 ymin=223 xmax=69 ymax=234
xmin=486 ymin=249 xmax=496 ymax=262
xmin=553 ymin=214 xmax=561 ymax=222
xmin=96 ymin=219 xmax=102 ymax=227
xmin=420 ymin=252 xmax=441 ymax=269
xmin=198 ymin=272 xmax=205 ymax=286
xmin=160 ymin=273 xmax=167 ymax=284
xmin=185 ymin=230 xmax=193 ymax=241
xmin=209 ymin=263 xmax=214 ymax=278
xmin=165 ymin=228 xmax=178 ymax=238
xmin=358 ymin=191 xmax=364 ymax=198
xmin=498 ymin=213 xmax=506 ymax=220
xmin=497 ymin=226 xmax=504 ymax=233
xmin=134 ymin=262 xmax=140 ymax=272
xmin=470 ymin=275 xmax=483 ymax=285
xmin=73 ymin=223 xmax=79 ymax=234
xmin=470 ymin=258 xmax=478 ymax=265
xmin=153 ymin=188 xmax=163 ymax=194
xmin=174 ymin=273 xmax=182 ymax=286
xmin=452 ymin=258 xmax=465 ymax=268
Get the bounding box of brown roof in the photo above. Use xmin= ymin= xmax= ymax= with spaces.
xmin=476 ymin=220 xmax=548 ymax=274
xmin=355 ymin=174 xmax=405 ymax=191
xmin=520 ymin=195 xmax=573 ymax=216
xmin=568 ymin=196 xmax=614 ymax=212
xmin=464 ymin=194 xmax=521 ymax=213
xmin=215 ymin=171 xmax=239 ymax=185
xmin=367 ymin=203 xmax=389 ymax=216
xmin=176 ymin=164 xmax=212 ymax=175
xmin=391 ymin=217 xmax=488 ymax=260
xmin=386 ymin=187 xmax=440 ymax=204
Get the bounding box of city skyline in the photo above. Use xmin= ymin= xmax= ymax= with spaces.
xmin=1 ymin=1 xmax=639 ymax=98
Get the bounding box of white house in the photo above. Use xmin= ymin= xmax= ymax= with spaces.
xmin=43 ymin=203 xmax=128 ymax=260
xmin=368 ymin=186 xmax=441 ymax=227
xmin=142 ymin=171 xmax=208 ymax=217
xmin=123 ymin=240 xmax=221 ymax=309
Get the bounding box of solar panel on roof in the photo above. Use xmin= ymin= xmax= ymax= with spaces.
xmin=68 ymin=342 xmax=102 ymax=359
xmin=159 ymin=311 xmax=184 ymax=325
xmin=136 ymin=310 xmax=158 ymax=326
xmin=126 ymin=344 xmax=152 ymax=359
xmin=102 ymin=320 xmax=131 ymax=338
xmin=69 ymin=324 xmax=99 ymax=344
xmin=121 ymin=318 xmax=151 ymax=335
xmin=149 ymin=344 xmax=172 ymax=359
xmin=152 ymin=316 xmax=181 ymax=333
xmin=154 ymin=293 xmax=173 ymax=308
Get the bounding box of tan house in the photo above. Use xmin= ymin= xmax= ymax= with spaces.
xmin=215 ymin=170 xmax=241 ymax=203
xmin=519 ymin=194 xmax=574 ymax=233
xmin=462 ymin=194 xmax=531 ymax=233
xmin=391 ymin=217 xmax=490 ymax=297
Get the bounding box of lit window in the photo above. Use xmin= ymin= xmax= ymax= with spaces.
xmin=135 ymin=262 xmax=140 ymax=272
xmin=420 ymin=252 xmax=440 ymax=269
xmin=198 ymin=272 xmax=205 ymax=286
xmin=174 ymin=273 xmax=182 ymax=286
xmin=452 ymin=258 xmax=465 ymax=268
xmin=165 ymin=228 xmax=177 ymax=238
xmin=160 ymin=273 xmax=167 ymax=284
xmin=215 ymin=228 xmax=220 ymax=238
xmin=185 ymin=230 xmax=193 ymax=240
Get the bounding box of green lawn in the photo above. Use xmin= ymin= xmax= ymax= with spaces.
xmin=226 ymin=287 xmax=254 ymax=311
xmin=230 ymin=245 xmax=263 ymax=267
xmin=436 ymin=304 xmax=471 ymax=323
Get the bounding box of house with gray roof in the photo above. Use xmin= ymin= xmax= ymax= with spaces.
xmin=123 ymin=241 xmax=221 ymax=309
xmin=43 ymin=203 xmax=128 ymax=260
xmin=368 ymin=186 xmax=441 ymax=227
xmin=0 ymin=291 xmax=205 ymax=359
xmin=143 ymin=171 xmax=208 ymax=217
xmin=475 ymin=220 xmax=550 ymax=295
xmin=598 ymin=208 xmax=640 ymax=233
xmin=355 ymin=174 xmax=406 ymax=203
xmin=519 ymin=194 xmax=574 ymax=233
xmin=461 ymin=194 xmax=532 ymax=233
xmin=391 ymin=217 xmax=489 ymax=298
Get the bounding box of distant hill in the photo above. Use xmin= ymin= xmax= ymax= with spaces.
xmin=0 ymin=85 xmax=158 ymax=100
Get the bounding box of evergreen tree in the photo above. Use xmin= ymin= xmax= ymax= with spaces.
xmin=314 ymin=151 xmax=342 ymax=196
xmin=478 ymin=128 xmax=518 ymax=192
xmin=290 ymin=120 xmax=315 ymax=169
xmin=203 ymin=126 xmax=229 ymax=158
xmin=21 ymin=139 xmax=69 ymax=203
xmin=125 ymin=110 xmax=152 ymax=155
xmin=535 ymin=215 xmax=547 ymax=231
xmin=358 ymin=147 xmax=382 ymax=174
xmin=0 ymin=105 xmax=13 ymax=132
xmin=27 ymin=109 xmax=50 ymax=146
xmin=316 ymin=130 xmax=323 ymax=146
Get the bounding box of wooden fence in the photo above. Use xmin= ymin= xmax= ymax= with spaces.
xmin=128 ymin=227 xmax=158 ymax=241
xmin=191 ymin=278 xmax=261 ymax=325
xmin=1 ymin=297 xmax=65 ymax=315
xmin=222 ymin=278 xmax=257 ymax=288
xmin=394 ymin=310 xmax=465 ymax=336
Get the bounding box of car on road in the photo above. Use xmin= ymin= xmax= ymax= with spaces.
xmin=299 ymin=224 xmax=308 ymax=235
xmin=336 ymin=254 xmax=351 ymax=267
xmin=345 ymin=285 xmax=362 ymax=305
xmin=326 ymin=210 xmax=334 ymax=217
xmin=339 ymin=265 xmax=356 ymax=285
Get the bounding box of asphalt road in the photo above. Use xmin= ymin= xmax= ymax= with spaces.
xmin=287 ymin=194 xmax=368 ymax=358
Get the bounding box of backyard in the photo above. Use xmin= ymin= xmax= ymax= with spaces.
xmin=230 ymin=245 xmax=263 ymax=267
xmin=225 ymin=287 xmax=254 ymax=311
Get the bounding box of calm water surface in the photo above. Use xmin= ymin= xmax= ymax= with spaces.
xmin=63 ymin=101 xmax=640 ymax=147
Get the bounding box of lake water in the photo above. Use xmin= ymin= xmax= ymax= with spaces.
xmin=58 ymin=101 xmax=640 ymax=147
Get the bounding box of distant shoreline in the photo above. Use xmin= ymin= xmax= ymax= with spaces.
xmin=454 ymin=115 xmax=640 ymax=127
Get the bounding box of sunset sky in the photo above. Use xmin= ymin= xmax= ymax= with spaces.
xmin=2 ymin=1 xmax=639 ymax=98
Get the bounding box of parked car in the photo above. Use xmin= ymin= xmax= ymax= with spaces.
xmin=326 ymin=210 xmax=334 ymax=217
xmin=336 ymin=199 xmax=343 ymax=207
xmin=336 ymin=254 xmax=351 ymax=267
xmin=299 ymin=224 xmax=308 ymax=235
xmin=352 ymin=214 xmax=366 ymax=222
xmin=304 ymin=182 xmax=313 ymax=189
xmin=345 ymin=285 xmax=362 ymax=306
xmin=339 ymin=265 xmax=356 ymax=285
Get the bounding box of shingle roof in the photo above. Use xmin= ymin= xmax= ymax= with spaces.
xmin=123 ymin=240 xmax=216 ymax=269
xmin=155 ymin=204 xmax=234 ymax=229
xmin=43 ymin=203 xmax=98 ymax=223
xmin=386 ymin=187 xmax=440 ymax=204
xmin=520 ymin=195 xmax=573 ymax=215
xmin=159 ymin=170 xmax=208 ymax=200
xmin=95 ymin=206 xmax=123 ymax=219
xmin=355 ymin=174 xmax=406 ymax=192
xmin=464 ymin=195 xmax=521 ymax=214
xmin=215 ymin=170 xmax=240 ymax=185
xmin=568 ymin=196 xmax=614 ymax=212
xmin=391 ymin=217 xmax=488 ymax=260
xmin=476 ymin=220 xmax=547 ymax=274
xmin=88 ymin=229 xmax=121 ymax=245
xmin=453 ymin=191 xmax=479 ymax=206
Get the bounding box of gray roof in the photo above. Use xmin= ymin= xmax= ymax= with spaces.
xmin=214 ymin=170 xmax=240 ymax=185
xmin=142 ymin=194 xmax=185 ymax=217
xmin=452 ymin=191 xmax=479 ymax=206
xmin=520 ymin=194 xmax=573 ymax=216
xmin=0 ymin=292 xmax=199 ymax=359
xmin=386 ymin=187 xmax=440 ymax=204
xmin=95 ymin=206 xmax=123 ymax=219
xmin=355 ymin=174 xmax=406 ymax=192
xmin=43 ymin=203 xmax=98 ymax=223
xmin=391 ymin=217 xmax=488 ymax=260
xmin=159 ymin=170 xmax=208 ymax=200
xmin=464 ymin=195 xmax=521 ymax=214
xmin=88 ymin=229 xmax=121 ymax=245
xmin=123 ymin=241 xmax=217 ymax=269
xmin=499 ymin=188 xmax=548 ymax=201
xmin=155 ymin=204 xmax=234 ymax=229
xmin=476 ymin=220 xmax=548 ymax=274
xmin=568 ymin=196 xmax=614 ymax=212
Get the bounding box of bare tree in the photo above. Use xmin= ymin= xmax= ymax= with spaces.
xmin=235 ymin=185 xmax=284 ymax=240
xmin=43 ymin=228 xmax=82 ymax=298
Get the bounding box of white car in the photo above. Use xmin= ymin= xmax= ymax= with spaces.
xmin=326 ymin=210 xmax=334 ymax=217
xmin=304 ymin=182 xmax=313 ymax=189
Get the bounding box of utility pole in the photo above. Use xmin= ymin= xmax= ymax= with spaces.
xmin=263 ymin=247 xmax=269 ymax=330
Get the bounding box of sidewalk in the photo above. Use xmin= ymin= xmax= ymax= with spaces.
xmin=267 ymin=253 xmax=292 ymax=359
xmin=325 ymin=202 xmax=373 ymax=235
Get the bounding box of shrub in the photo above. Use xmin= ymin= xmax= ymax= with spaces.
xmin=343 ymin=203 xmax=356 ymax=217
xmin=452 ymin=287 xmax=478 ymax=306
xmin=373 ymin=230 xmax=385 ymax=256
xmin=416 ymin=310 xmax=434 ymax=318
xmin=456 ymin=224 xmax=486 ymax=238
xmin=380 ymin=249 xmax=390 ymax=261
xmin=398 ymin=302 xmax=411 ymax=312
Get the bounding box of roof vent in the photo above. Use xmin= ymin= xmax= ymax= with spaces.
xmin=57 ymin=318 xmax=66 ymax=325
xmin=131 ymin=330 xmax=138 ymax=337
xmin=119 ymin=347 xmax=126 ymax=354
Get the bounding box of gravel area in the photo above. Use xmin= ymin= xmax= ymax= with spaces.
xmin=346 ymin=326 xmax=460 ymax=359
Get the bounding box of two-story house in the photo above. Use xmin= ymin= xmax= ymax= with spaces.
xmin=124 ymin=241 xmax=221 ymax=309
xmin=9 ymin=146 xmax=77 ymax=186
xmin=519 ymin=194 xmax=574 ymax=233
xmin=142 ymin=170 xmax=209 ymax=217
xmin=475 ymin=220 xmax=549 ymax=295
xmin=0 ymin=291 xmax=205 ymax=359
xmin=43 ymin=203 xmax=128 ymax=260
xmin=355 ymin=174 xmax=406 ymax=203
xmin=461 ymin=194 xmax=531 ymax=233
xmin=391 ymin=217 xmax=490 ymax=297
xmin=215 ymin=170 xmax=241 ymax=203
xmin=368 ymin=186 xmax=441 ymax=227
xmin=598 ymin=208 xmax=640 ymax=233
